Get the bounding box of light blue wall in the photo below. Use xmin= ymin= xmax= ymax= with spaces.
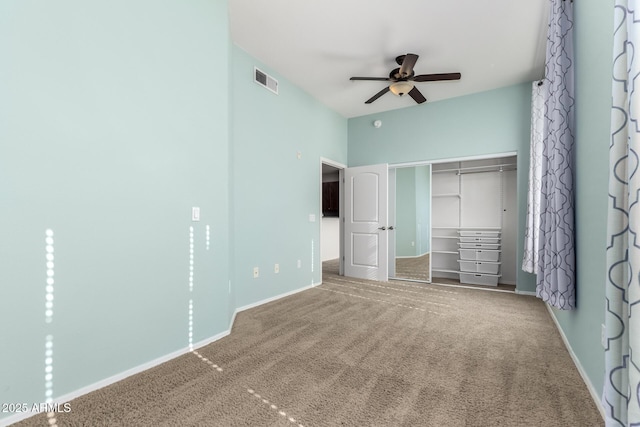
xmin=348 ymin=83 xmax=536 ymax=293
xmin=231 ymin=47 xmax=347 ymax=308
xmin=0 ymin=0 xmax=231 ymax=418
xmin=549 ymin=0 xmax=613 ymax=397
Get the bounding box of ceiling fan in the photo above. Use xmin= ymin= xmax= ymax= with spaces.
xmin=350 ymin=53 xmax=461 ymax=104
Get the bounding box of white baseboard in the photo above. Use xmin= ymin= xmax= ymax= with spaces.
xmin=235 ymin=283 xmax=318 ymax=314
xmin=545 ymin=304 xmax=605 ymax=421
xmin=515 ymin=289 xmax=537 ymax=296
xmin=1 ymin=283 xmax=319 ymax=427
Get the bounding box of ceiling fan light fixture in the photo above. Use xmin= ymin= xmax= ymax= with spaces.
xmin=389 ymin=81 xmax=414 ymax=97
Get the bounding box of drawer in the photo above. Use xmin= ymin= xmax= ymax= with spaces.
xmin=458 ymin=260 xmax=478 ymax=272
xmin=476 ymin=250 xmax=500 ymax=262
xmin=477 ymin=262 xmax=500 ymax=274
xmin=459 ymin=249 xmax=500 ymax=262
xmin=459 ymin=231 xmax=500 ymax=238
xmin=458 ymin=260 xmax=500 ymax=274
xmin=459 ymin=272 xmax=499 ymax=286
xmin=459 ymin=237 xmax=500 ymax=243
xmin=458 ymin=243 xmax=500 ymax=250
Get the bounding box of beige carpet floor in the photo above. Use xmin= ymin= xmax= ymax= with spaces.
xmin=15 ymin=263 xmax=602 ymax=426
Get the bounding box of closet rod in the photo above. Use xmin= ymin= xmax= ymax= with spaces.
xmin=456 ymin=168 xmax=516 ymax=176
xmin=433 ymin=163 xmax=517 ymax=175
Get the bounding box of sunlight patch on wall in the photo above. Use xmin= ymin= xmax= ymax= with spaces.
xmin=45 ymin=334 xmax=57 ymax=426
xmin=189 ymin=226 xmax=194 ymax=292
xmin=44 ymin=334 xmax=54 ymax=402
xmin=311 ymin=239 xmax=315 ymax=273
xmin=188 ymin=226 xmax=195 ymax=351
xmin=188 ymin=299 xmax=194 ymax=351
xmin=44 ymin=229 xmax=58 ymax=425
xmin=44 ymin=229 xmax=59 ymax=425
xmin=45 ymin=230 xmax=55 ymax=324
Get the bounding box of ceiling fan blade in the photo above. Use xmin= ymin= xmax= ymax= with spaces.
xmin=350 ymin=76 xmax=391 ymax=81
xmin=365 ymin=87 xmax=390 ymax=104
xmin=413 ymin=72 xmax=461 ymax=82
xmin=399 ymin=53 xmax=419 ymax=78
xmin=408 ymin=87 xmax=427 ymax=104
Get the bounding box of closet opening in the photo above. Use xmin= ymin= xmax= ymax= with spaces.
xmin=389 ymin=153 xmax=517 ymax=293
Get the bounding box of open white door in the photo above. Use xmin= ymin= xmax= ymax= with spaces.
xmin=344 ymin=163 xmax=389 ymax=281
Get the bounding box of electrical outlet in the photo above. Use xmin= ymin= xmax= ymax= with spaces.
xmin=274 ymin=264 xmax=279 ymax=273
xmin=253 ymin=267 xmax=259 ymax=279
xmin=297 ymin=260 xmax=301 ymax=269
xmin=411 ymin=241 xmax=415 ymax=247
xmin=601 ymin=324 xmax=606 ymax=348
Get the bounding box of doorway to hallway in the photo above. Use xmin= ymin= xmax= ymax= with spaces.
xmin=320 ymin=159 xmax=345 ymax=282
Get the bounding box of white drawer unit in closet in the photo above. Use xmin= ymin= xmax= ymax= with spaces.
xmin=457 ymin=228 xmax=501 ymax=286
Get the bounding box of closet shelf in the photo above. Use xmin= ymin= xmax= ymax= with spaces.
xmin=432 ymin=226 xmax=501 ymax=230
xmin=431 ymin=268 xmax=460 ymax=274
xmin=457 ymin=227 xmax=501 ymax=230
xmin=432 ymin=193 xmax=461 ymax=198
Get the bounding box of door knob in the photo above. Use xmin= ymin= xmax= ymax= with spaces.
xmin=378 ymin=226 xmax=386 ymax=231
xmin=388 ymin=226 xmax=395 ymax=230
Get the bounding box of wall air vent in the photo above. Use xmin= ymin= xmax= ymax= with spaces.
xmin=254 ymin=67 xmax=278 ymax=95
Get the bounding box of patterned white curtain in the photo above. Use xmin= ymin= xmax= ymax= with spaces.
xmin=522 ymin=82 xmax=545 ymax=274
xmin=530 ymin=0 xmax=576 ymax=310
xmin=603 ymin=1 xmax=640 ymax=425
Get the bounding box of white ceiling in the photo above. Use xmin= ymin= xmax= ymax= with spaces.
xmin=229 ymin=0 xmax=548 ymax=118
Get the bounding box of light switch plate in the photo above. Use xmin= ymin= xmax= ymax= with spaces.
xmin=309 ymin=214 xmax=316 ymax=222
xmin=274 ymin=264 xmax=279 ymax=273
xmin=192 ymin=207 xmax=201 ymax=221
xmin=253 ymin=267 xmax=259 ymax=278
